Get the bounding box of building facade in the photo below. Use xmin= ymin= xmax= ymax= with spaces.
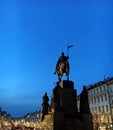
xmin=87 ymin=77 xmax=113 ymax=129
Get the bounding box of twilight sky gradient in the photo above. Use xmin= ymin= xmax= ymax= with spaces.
xmin=0 ymin=0 xmax=113 ymax=117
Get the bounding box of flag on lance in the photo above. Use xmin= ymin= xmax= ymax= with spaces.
xmin=67 ymin=45 xmax=73 ymax=49
xmin=67 ymin=44 xmax=73 ymax=56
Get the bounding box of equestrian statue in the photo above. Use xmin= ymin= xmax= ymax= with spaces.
xmin=54 ymin=52 xmax=69 ymax=81
xmin=54 ymin=45 xmax=73 ymax=81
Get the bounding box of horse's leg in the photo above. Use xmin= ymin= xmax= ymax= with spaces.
xmin=58 ymin=74 xmax=61 ymax=82
xmin=60 ymin=73 xmax=62 ymax=81
xmin=66 ymin=72 xmax=69 ymax=80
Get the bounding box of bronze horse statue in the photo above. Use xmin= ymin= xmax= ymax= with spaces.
xmin=54 ymin=52 xmax=70 ymax=81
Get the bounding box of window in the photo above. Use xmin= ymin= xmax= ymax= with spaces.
xmin=92 ymin=107 xmax=94 ymax=113
xmin=92 ymin=99 xmax=93 ymax=104
xmin=89 ymin=91 xmax=91 ymax=96
xmin=109 ymin=87 xmax=112 ymax=92
xmin=98 ymin=97 xmax=100 ymax=102
xmin=94 ymin=98 xmax=96 ymax=103
xmin=106 ymin=105 xmax=108 ymax=112
xmin=102 ymin=106 xmax=104 ymax=112
xmin=94 ymin=89 xmax=95 ymax=94
xmin=111 ymin=99 xmax=113 ymax=105
xmin=111 ymin=97 xmax=113 ymax=104
xmin=89 ymin=99 xmax=92 ymax=104
xmin=95 ymin=107 xmax=97 ymax=112
xmin=103 ymin=85 xmax=106 ymax=91
xmin=100 ymin=87 xmax=102 ymax=92
xmin=101 ymin=95 xmax=103 ymax=102
xmin=99 ymin=106 xmax=101 ymax=112
xmin=91 ymin=91 xmax=92 ymax=95
xmin=97 ymin=88 xmax=99 ymax=93
xmin=104 ymin=94 xmax=107 ymax=101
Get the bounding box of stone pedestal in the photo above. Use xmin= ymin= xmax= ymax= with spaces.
xmin=59 ymin=80 xmax=74 ymax=89
xmin=59 ymin=80 xmax=78 ymax=115
xmin=81 ymin=113 xmax=93 ymax=130
xmin=52 ymin=80 xmax=78 ymax=114
xmin=52 ymin=80 xmax=93 ymax=130
xmin=53 ymin=112 xmax=65 ymax=130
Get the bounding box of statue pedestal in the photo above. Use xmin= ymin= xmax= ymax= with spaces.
xmin=52 ymin=80 xmax=93 ymax=130
xmin=59 ymin=80 xmax=74 ymax=89
xmin=59 ymin=80 xmax=78 ymax=115
xmin=52 ymin=80 xmax=78 ymax=114
xmin=81 ymin=113 xmax=93 ymax=130
xmin=53 ymin=112 xmax=65 ymax=130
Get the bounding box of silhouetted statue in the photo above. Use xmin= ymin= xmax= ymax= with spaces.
xmin=54 ymin=52 xmax=69 ymax=81
xmin=41 ymin=92 xmax=49 ymax=121
xmin=80 ymin=86 xmax=90 ymax=113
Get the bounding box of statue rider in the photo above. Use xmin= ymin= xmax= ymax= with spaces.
xmin=54 ymin=52 xmax=69 ymax=81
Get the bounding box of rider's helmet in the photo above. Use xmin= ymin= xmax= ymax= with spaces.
xmin=61 ymin=52 xmax=64 ymax=56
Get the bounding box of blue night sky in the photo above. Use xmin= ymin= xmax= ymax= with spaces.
xmin=0 ymin=0 xmax=113 ymax=117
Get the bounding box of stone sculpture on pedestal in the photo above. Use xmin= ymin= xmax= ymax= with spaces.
xmin=40 ymin=50 xmax=93 ymax=130
xmin=41 ymin=92 xmax=49 ymax=121
xmin=54 ymin=52 xmax=69 ymax=81
xmin=80 ymin=86 xmax=90 ymax=114
xmin=52 ymin=51 xmax=93 ymax=130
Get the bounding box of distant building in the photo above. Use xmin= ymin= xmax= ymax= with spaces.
xmin=0 ymin=108 xmax=12 ymax=120
xmin=20 ymin=111 xmax=39 ymax=122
